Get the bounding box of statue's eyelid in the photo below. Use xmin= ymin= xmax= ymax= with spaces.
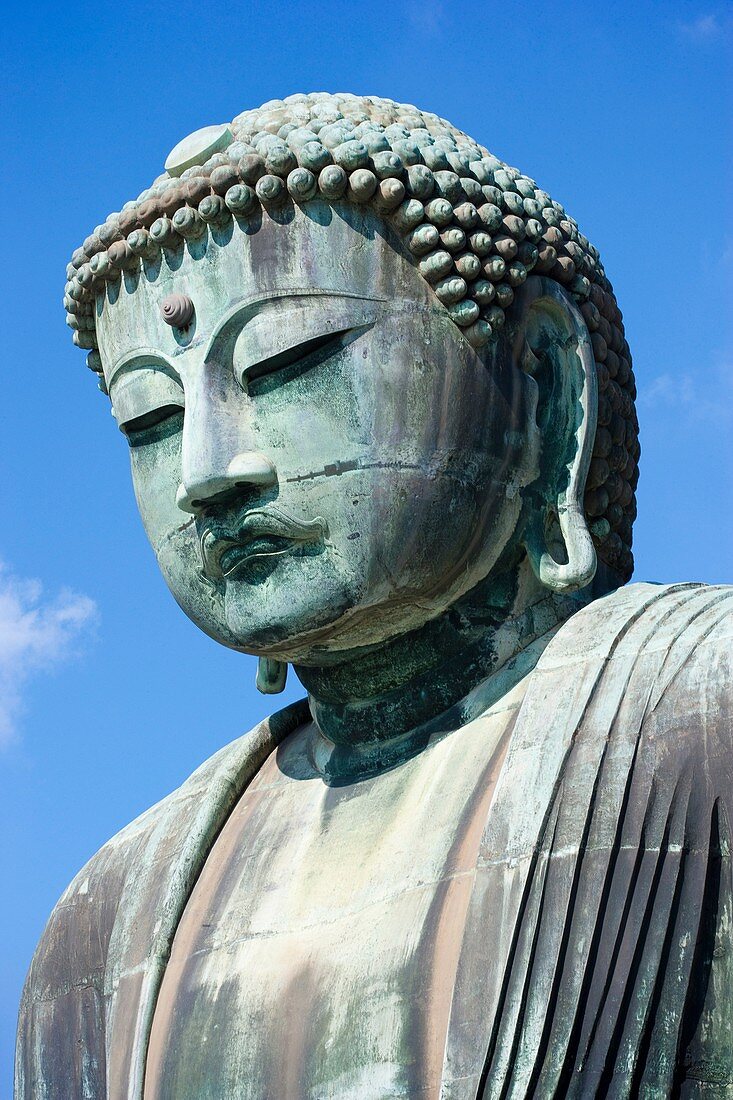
xmin=109 ymin=365 xmax=185 ymax=433
xmin=232 ymin=303 xmax=379 ymax=387
xmin=204 ymin=290 xmax=386 ymax=362
xmin=237 ymin=324 xmax=371 ymax=388
xmin=106 ymin=350 xmax=181 ymax=388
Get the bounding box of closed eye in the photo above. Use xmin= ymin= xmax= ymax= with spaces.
xmin=233 ymin=299 xmax=378 ymax=392
xmin=110 ymin=366 xmax=185 ymax=442
xmin=123 ymin=405 xmax=184 ymax=437
xmin=241 ymin=325 xmax=360 ymax=386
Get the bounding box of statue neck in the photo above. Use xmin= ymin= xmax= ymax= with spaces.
xmin=294 ymin=558 xmax=588 ymax=757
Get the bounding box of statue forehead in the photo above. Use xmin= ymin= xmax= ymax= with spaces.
xmin=96 ymin=204 xmax=431 ymax=370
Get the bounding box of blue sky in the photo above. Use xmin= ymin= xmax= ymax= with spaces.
xmin=0 ymin=0 xmax=731 ymax=1091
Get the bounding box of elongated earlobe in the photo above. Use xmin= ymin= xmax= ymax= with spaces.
xmin=257 ymin=657 xmax=288 ymax=694
xmin=513 ymin=278 xmax=598 ymax=593
xmin=525 ymin=501 xmax=598 ymax=592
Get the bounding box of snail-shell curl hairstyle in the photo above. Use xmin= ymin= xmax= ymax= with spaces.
xmin=64 ymin=92 xmax=638 ymax=581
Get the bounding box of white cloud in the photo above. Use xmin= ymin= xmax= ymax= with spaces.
xmin=0 ymin=563 xmax=96 ymax=746
xmin=639 ymin=351 xmax=733 ymax=425
xmin=679 ymin=12 xmax=728 ymax=40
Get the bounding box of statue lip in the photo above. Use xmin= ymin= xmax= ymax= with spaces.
xmin=199 ymin=508 xmax=328 ymax=580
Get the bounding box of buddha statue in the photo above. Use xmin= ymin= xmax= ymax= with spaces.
xmin=16 ymin=93 xmax=732 ymax=1100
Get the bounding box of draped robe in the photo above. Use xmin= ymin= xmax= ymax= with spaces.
xmin=15 ymin=583 xmax=733 ymax=1098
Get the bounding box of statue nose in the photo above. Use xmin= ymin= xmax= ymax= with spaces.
xmin=176 ymin=452 xmax=278 ymax=514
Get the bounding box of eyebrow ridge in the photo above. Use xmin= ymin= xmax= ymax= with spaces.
xmin=107 ymin=350 xmax=181 ymax=387
xmin=203 ymin=288 xmax=389 ymax=361
xmin=107 ymin=292 xmax=445 ymax=382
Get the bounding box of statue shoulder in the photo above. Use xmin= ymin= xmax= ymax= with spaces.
xmin=558 ymin=580 xmax=733 ymax=751
xmin=608 ymin=580 xmax=733 ymax=678
xmin=559 ymin=581 xmax=733 ymax=672
xmin=632 ymin=581 xmax=733 ymax=748
xmin=16 ymin=699 xmax=309 ymax=1099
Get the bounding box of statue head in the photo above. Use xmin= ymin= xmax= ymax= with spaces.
xmin=65 ymin=93 xmax=639 ymax=670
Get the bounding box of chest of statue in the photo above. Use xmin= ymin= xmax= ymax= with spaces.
xmin=16 ymin=586 xmax=733 ymax=1100
xmin=143 ymin=690 xmax=523 ymax=1100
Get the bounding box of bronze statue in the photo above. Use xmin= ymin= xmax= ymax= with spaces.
xmin=17 ymin=93 xmax=733 ymax=1099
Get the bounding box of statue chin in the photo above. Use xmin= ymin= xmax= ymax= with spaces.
xmin=220 ymin=566 xmax=357 ymax=656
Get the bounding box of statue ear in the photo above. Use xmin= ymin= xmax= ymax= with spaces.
xmin=509 ymin=276 xmax=598 ymax=593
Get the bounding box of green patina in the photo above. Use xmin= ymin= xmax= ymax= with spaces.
xmin=16 ymin=93 xmax=733 ymax=1100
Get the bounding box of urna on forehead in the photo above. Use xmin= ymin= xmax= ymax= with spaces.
xmin=63 ymin=91 xmax=640 ymax=582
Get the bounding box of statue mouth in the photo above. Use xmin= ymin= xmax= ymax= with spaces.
xmin=199 ymin=509 xmax=328 ymax=580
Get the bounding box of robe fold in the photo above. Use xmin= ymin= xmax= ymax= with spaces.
xmin=15 ymin=582 xmax=733 ymax=1099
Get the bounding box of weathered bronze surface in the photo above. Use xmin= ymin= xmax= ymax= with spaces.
xmin=17 ymin=93 xmax=732 ymax=1099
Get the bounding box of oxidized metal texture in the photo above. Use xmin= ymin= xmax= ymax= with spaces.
xmin=143 ymin=674 xmax=520 ymax=1098
xmin=66 ymin=93 xmax=638 ymax=581
xmin=15 ymin=701 xmax=310 ymax=1100
xmin=16 ymin=584 xmax=733 ymax=1098
xmin=18 ymin=94 xmax=729 ymax=1100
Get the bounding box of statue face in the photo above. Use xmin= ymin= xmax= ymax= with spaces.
xmin=96 ymin=204 xmax=537 ymax=661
